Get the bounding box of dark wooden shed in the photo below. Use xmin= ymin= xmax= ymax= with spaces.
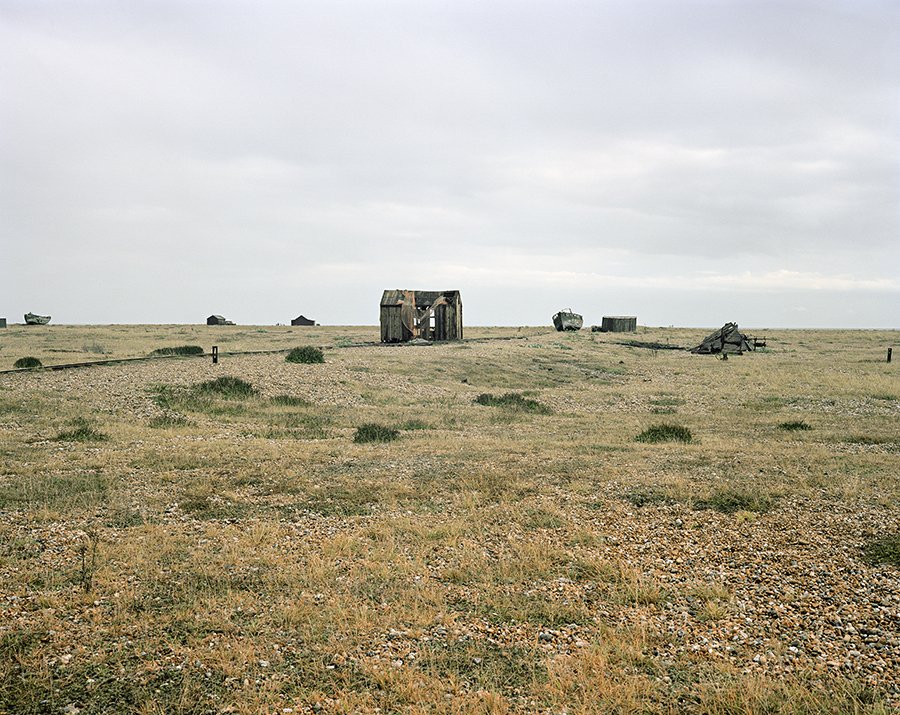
xmin=380 ymin=290 xmax=463 ymax=343
xmin=291 ymin=315 xmax=316 ymax=326
xmin=207 ymin=315 xmax=231 ymax=326
xmin=601 ymin=316 xmax=637 ymax=332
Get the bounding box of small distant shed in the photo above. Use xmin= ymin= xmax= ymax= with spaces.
xmin=601 ymin=316 xmax=637 ymax=333
xmin=291 ymin=315 xmax=316 ymax=326
xmin=207 ymin=315 xmax=233 ymax=326
xmin=0 ymin=318 xmax=6 ymax=328
xmin=380 ymin=290 xmax=463 ymax=343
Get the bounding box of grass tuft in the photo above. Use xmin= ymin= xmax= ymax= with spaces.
xmin=474 ymin=392 xmax=551 ymax=414
xmin=55 ymin=418 xmax=108 ymax=442
xmin=864 ymin=535 xmax=900 ymax=566
xmin=779 ymin=420 xmax=812 ymax=431
xmin=13 ymin=356 xmax=42 ymax=369
xmin=624 ymin=485 xmax=676 ymax=507
xmin=635 ymin=423 xmax=694 ymax=443
xmin=148 ymin=413 xmax=192 ymax=428
xmin=354 ymin=423 xmax=400 ymax=443
xmin=193 ymin=376 xmax=256 ymax=398
xmin=844 ymin=435 xmax=889 ymax=445
xmin=268 ymin=394 xmax=310 ymax=406
xmin=286 ymin=346 xmax=325 ymax=364
xmin=694 ymin=486 xmax=774 ymax=514
xmin=149 ymin=345 xmax=204 ymax=356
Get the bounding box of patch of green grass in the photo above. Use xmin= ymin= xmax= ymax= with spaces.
xmin=148 ymin=413 xmax=192 ymax=428
xmin=399 ymin=418 xmax=432 ymax=430
xmin=305 ymin=482 xmax=381 ymax=516
xmin=635 ymin=423 xmax=693 ymax=444
xmin=0 ymin=470 xmax=111 ymax=510
xmin=649 ymin=398 xmax=685 ymax=407
xmin=844 ymin=435 xmax=890 ymax=445
xmin=13 ymin=356 xmax=42 ymax=369
xmin=779 ymin=420 xmax=812 ymax=431
xmin=81 ymin=342 xmax=109 ymax=354
xmin=149 ymin=345 xmax=205 ymax=356
xmin=193 ymin=376 xmax=256 ymax=398
xmin=177 ymin=487 xmax=252 ymax=520
xmin=474 ymin=392 xmax=551 ymax=414
xmin=519 ymin=506 xmax=565 ymax=529
xmin=268 ymin=394 xmax=310 ymax=407
xmin=694 ymin=487 xmax=774 ymax=514
xmin=55 ymin=418 xmax=108 ymax=442
xmin=624 ymin=486 xmax=676 ymax=507
xmin=286 ymin=346 xmax=325 ymax=364
xmin=418 ymin=640 xmax=546 ymax=691
xmin=864 ymin=535 xmax=900 ymax=566
xmin=354 ymin=423 xmax=400 ymax=443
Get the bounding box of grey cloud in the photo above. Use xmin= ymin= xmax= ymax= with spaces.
xmin=1 ymin=0 xmax=897 ymax=327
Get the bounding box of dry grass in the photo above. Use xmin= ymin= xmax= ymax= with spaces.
xmin=0 ymin=325 xmax=898 ymax=713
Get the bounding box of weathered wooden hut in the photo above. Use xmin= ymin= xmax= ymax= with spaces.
xmin=207 ymin=315 xmax=228 ymax=326
xmin=291 ymin=315 xmax=316 ymax=326
xmin=601 ymin=316 xmax=637 ymax=332
xmin=380 ymin=290 xmax=463 ymax=343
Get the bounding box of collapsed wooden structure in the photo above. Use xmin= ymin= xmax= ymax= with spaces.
xmin=291 ymin=315 xmax=315 ymax=326
xmin=380 ymin=290 xmax=463 ymax=343
xmin=690 ymin=322 xmax=755 ymax=355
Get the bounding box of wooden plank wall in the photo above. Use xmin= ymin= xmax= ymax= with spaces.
xmin=601 ymin=316 xmax=637 ymax=332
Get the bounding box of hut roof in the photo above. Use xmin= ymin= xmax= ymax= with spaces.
xmin=381 ymin=290 xmax=460 ymax=308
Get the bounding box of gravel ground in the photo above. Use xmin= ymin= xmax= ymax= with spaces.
xmin=2 ymin=349 xmax=899 ymax=711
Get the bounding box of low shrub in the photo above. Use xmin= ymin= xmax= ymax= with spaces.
xmin=55 ymin=419 xmax=108 ymax=443
xmin=864 ymin=535 xmax=900 ymax=566
xmin=286 ymin=346 xmax=325 ymax=364
xmin=474 ymin=392 xmax=551 ymax=414
xmin=694 ymin=487 xmax=773 ymax=514
xmin=624 ymin=486 xmax=676 ymax=507
xmin=193 ymin=376 xmax=256 ymax=398
xmin=269 ymin=394 xmax=310 ymax=407
xmin=150 ymin=345 xmax=205 ymax=356
xmin=844 ymin=435 xmax=889 ymax=445
xmin=354 ymin=423 xmax=400 ymax=443
xmin=13 ymin=356 xmax=42 ymax=369
xmin=149 ymin=413 xmax=192 ymax=428
xmin=779 ymin=420 xmax=812 ymax=431
xmin=635 ymin=423 xmax=694 ymax=444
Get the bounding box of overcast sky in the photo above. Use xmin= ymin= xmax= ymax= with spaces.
xmin=2 ymin=0 xmax=898 ymax=328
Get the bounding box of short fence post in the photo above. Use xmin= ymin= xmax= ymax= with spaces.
xmin=212 ymin=346 xmax=218 ymax=364
xmin=889 ymin=348 xmax=893 ymax=363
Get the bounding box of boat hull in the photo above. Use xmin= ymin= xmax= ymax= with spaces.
xmin=24 ymin=313 xmax=51 ymax=325
xmin=552 ymin=311 xmax=582 ymax=331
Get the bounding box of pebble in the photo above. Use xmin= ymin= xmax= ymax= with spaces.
xmin=1 ymin=345 xmax=898 ymax=707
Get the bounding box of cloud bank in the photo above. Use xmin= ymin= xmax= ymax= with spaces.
xmin=1 ymin=0 xmax=898 ymax=328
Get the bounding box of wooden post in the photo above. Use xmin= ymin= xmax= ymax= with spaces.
xmin=212 ymin=346 xmax=218 ymax=364
xmin=889 ymin=348 xmax=893 ymax=363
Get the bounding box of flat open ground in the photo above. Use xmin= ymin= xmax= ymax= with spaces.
xmin=1 ymin=324 xmax=898 ymax=714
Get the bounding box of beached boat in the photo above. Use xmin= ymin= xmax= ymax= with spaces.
xmin=552 ymin=309 xmax=582 ymax=331
xmin=24 ymin=313 xmax=51 ymax=325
